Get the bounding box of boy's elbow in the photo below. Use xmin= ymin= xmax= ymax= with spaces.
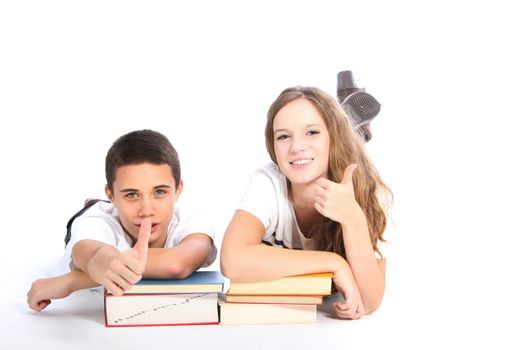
xmin=166 ymin=263 xmax=194 ymax=279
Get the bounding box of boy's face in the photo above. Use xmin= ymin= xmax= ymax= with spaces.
xmin=105 ymin=163 xmax=182 ymax=248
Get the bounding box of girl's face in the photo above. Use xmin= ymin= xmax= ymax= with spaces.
xmin=273 ymin=98 xmax=330 ymax=186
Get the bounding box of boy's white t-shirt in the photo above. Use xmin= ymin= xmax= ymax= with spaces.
xmin=237 ymin=162 xmax=389 ymax=256
xmin=56 ymin=200 xmax=217 ymax=274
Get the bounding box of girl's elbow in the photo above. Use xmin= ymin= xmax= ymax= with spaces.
xmin=363 ymin=298 xmax=382 ymax=315
xmin=220 ymin=251 xmax=246 ymax=280
xmin=220 ymin=257 xmax=238 ymax=280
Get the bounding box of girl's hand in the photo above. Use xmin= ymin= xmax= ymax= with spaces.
xmin=313 ymin=164 xmax=367 ymax=227
xmin=332 ymin=264 xmax=366 ymax=319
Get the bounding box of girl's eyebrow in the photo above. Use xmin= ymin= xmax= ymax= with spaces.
xmin=274 ymin=124 xmax=322 ymax=134
xmin=274 ymin=128 xmax=289 ymax=134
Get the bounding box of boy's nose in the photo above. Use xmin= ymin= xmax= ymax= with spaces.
xmin=138 ymin=198 xmax=155 ymax=217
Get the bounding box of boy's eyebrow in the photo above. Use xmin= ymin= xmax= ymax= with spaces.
xmin=274 ymin=124 xmax=322 ymax=134
xmin=153 ymin=185 xmax=172 ymax=190
xmin=119 ymin=184 xmax=172 ymax=193
xmin=120 ymin=188 xmax=139 ymax=193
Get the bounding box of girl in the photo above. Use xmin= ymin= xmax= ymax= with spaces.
xmin=220 ymin=86 xmax=391 ymax=319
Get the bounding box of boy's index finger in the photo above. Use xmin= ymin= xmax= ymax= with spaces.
xmin=134 ymin=218 xmax=151 ymax=262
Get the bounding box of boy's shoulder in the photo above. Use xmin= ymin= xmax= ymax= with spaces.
xmin=81 ymin=199 xmax=119 ymax=220
xmin=173 ymin=197 xmax=209 ymax=224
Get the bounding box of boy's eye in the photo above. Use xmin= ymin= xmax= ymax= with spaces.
xmin=276 ymin=134 xmax=289 ymax=141
xmin=125 ymin=192 xmax=139 ymax=199
xmin=154 ymin=189 xmax=167 ymax=197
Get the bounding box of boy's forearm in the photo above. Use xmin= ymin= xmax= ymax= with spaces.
xmin=144 ymin=233 xmax=214 ymax=279
xmin=71 ymin=240 xmax=120 ymax=274
xmin=66 ymin=270 xmax=99 ymax=291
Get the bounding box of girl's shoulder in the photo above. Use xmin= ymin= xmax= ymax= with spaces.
xmin=254 ymin=162 xmax=282 ymax=178
xmin=247 ymin=162 xmax=288 ymax=194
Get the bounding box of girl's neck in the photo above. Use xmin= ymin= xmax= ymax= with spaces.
xmin=290 ymin=182 xmax=316 ymax=210
xmin=290 ymin=182 xmax=323 ymax=236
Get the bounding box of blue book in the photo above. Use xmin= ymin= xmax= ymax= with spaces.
xmin=112 ymin=271 xmax=224 ymax=294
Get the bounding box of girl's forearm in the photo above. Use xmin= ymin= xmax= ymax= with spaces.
xmin=221 ymin=243 xmax=347 ymax=281
xmin=342 ymin=222 xmax=386 ymax=313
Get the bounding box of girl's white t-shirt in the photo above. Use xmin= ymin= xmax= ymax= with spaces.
xmin=237 ymin=162 xmax=389 ymax=257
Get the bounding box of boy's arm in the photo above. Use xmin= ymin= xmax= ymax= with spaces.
xmin=144 ymin=233 xmax=214 ymax=279
xmin=72 ymin=219 xmax=151 ymax=295
xmin=27 ymin=270 xmax=98 ymax=311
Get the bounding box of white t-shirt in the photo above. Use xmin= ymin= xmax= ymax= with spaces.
xmin=238 ymin=162 xmax=388 ymax=256
xmin=55 ymin=200 xmax=217 ymax=274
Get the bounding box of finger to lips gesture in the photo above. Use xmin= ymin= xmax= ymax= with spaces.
xmin=313 ymin=164 xmax=359 ymax=223
xmin=130 ymin=217 xmax=152 ymax=265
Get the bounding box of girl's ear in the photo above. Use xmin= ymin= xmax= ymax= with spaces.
xmin=105 ymin=184 xmax=114 ymax=202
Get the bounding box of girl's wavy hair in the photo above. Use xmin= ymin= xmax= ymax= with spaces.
xmin=265 ymin=86 xmax=392 ymax=258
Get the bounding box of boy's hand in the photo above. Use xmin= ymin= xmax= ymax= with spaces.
xmin=88 ymin=219 xmax=151 ymax=296
xmin=332 ymin=263 xmax=366 ymax=319
xmin=27 ymin=274 xmax=74 ymax=311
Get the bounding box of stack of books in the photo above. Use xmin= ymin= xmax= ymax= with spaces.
xmin=219 ymin=272 xmax=333 ymax=325
xmin=104 ymin=271 xmax=224 ymax=327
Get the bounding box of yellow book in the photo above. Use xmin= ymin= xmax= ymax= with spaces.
xmin=224 ymin=294 xmax=323 ymax=305
xmin=227 ymin=272 xmax=333 ymax=296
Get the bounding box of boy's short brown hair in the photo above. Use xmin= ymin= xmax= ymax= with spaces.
xmin=105 ymin=130 xmax=181 ymax=192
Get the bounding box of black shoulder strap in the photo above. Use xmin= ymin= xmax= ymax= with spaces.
xmin=64 ymin=199 xmax=110 ymax=247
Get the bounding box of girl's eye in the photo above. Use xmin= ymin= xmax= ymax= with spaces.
xmin=307 ymin=130 xmax=320 ymax=136
xmin=276 ymin=134 xmax=289 ymax=141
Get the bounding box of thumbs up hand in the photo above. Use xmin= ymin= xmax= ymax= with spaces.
xmin=313 ymin=164 xmax=366 ymax=227
xmin=87 ymin=219 xmax=152 ymax=296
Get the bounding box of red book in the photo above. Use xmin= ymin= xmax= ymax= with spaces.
xmin=105 ymin=293 xmax=219 ymax=327
xmin=104 ymin=271 xmax=224 ymax=327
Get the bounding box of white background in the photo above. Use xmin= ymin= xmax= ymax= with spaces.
xmin=1 ymin=1 xmax=524 ymax=349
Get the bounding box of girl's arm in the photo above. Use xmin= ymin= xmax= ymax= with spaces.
xmin=221 ymin=210 xmax=347 ymax=279
xmin=313 ymin=165 xmax=387 ymax=314
xmin=221 ymin=210 xmax=365 ymax=319
xmin=342 ymin=216 xmax=387 ymax=314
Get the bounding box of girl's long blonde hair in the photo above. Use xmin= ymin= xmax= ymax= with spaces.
xmin=265 ymin=86 xmax=392 ymax=258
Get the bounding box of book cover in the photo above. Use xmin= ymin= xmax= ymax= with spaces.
xmin=107 ymin=271 xmax=224 ymax=295
xmin=224 ymin=294 xmax=323 ymax=305
xmin=105 ymin=293 xmax=219 ymax=327
xmin=219 ymin=298 xmax=317 ymax=326
xmin=227 ymin=272 xmax=333 ymax=296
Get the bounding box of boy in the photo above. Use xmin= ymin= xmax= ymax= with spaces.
xmin=27 ymin=130 xmax=217 ymax=311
